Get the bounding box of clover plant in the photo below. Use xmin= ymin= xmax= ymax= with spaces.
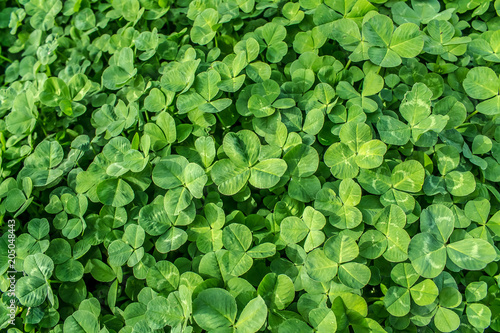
xmin=1 ymin=0 xmax=500 ymax=332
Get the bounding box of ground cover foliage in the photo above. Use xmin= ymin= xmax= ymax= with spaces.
xmin=1 ymin=0 xmax=500 ymax=332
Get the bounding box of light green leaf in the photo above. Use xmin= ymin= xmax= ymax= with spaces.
xmin=191 ymin=8 xmax=220 ymax=45
xmin=281 ymin=216 xmax=309 ymax=244
xmin=96 ymin=179 xmax=135 ymax=207
xmin=445 ymin=171 xmax=476 ymax=196
xmin=466 ymin=303 xmax=491 ymax=330
xmin=400 ymin=83 xmax=432 ymax=126
xmin=338 ymin=262 xmax=371 ymax=289
xmin=355 ymin=140 xmax=387 ymax=169
xmin=363 ymin=14 xmax=393 ymax=47
xmin=410 ymin=279 xmax=439 ymax=306
xmin=408 ymin=232 xmax=446 ymax=278
xmin=434 ymin=307 xmax=460 ymax=333
xmin=376 ymin=116 xmax=410 ymax=145
xmin=193 ymin=288 xmax=237 ymax=330
xmin=420 ymin=204 xmax=454 ymax=243
xmin=390 ymin=23 xmax=424 ymax=58
xmin=223 ymin=130 xmax=261 ymax=167
xmin=383 ymin=286 xmax=410 ymax=317
xmin=391 ymin=160 xmax=425 ymax=193
xmin=305 ymin=249 xmax=338 ymax=283
xmin=249 ymin=158 xmax=287 ymax=189
xmin=235 ymin=296 xmax=267 ymax=333
xmin=211 ymin=159 xmax=250 ymax=196
xmin=463 ymin=67 xmax=499 ymax=100
xmin=446 ymin=238 xmax=496 ymax=270
xmin=324 ymin=234 xmax=359 ymax=264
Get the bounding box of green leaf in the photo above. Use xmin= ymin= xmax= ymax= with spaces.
xmin=439 ymin=287 xmax=462 ymax=308
xmin=235 ymin=296 xmax=267 ymax=333
xmin=303 ymin=109 xmax=325 ymax=136
xmin=305 ymin=248 xmax=338 ymax=282
xmin=390 ymin=263 xmax=419 ymax=288
xmin=258 ymin=273 xmax=295 ymax=310
xmin=191 ymin=8 xmax=220 ymax=45
xmin=389 ymin=23 xmax=424 ymax=58
xmin=331 ymin=18 xmax=362 ymax=51
xmin=195 ymin=136 xmax=216 ymax=168
xmin=400 ymin=83 xmax=432 ymax=126
xmin=444 ymin=171 xmax=476 ymax=196
xmin=184 ymin=162 xmax=208 ymax=198
xmin=324 ymin=142 xmax=359 ymax=179
xmin=368 ymin=47 xmax=402 ymax=67
xmin=363 ymin=14 xmax=393 ymax=47
xmin=223 ymin=223 xmax=252 ymax=252
xmin=362 ymin=72 xmax=384 ymax=97
xmin=152 ymin=155 xmax=188 ymax=189
xmin=464 ymin=198 xmax=490 ymax=224
xmin=193 ymin=288 xmax=237 ymax=330
xmin=249 ymin=158 xmax=287 ymax=189
xmin=436 ymin=146 xmax=460 ymax=175
xmin=338 ymin=262 xmax=371 ymax=289
xmin=434 ymin=307 xmax=460 ymax=333
xmin=63 ymin=310 xmax=99 ymax=333
xmin=283 ymin=144 xmax=319 ymax=178
xmin=146 ymin=260 xmax=180 ymax=293
xmin=55 ymin=259 xmax=84 ymax=282
xmin=420 ymin=204 xmax=454 ymax=243
xmin=391 ymin=160 xmax=425 ymax=193
xmin=476 ymin=95 xmax=500 ymax=115
xmin=324 ymin=234 xmax=359 ymax=263
xmin=376 ymin=116 xmax=410 ymax=145
xmin=383 ymin=286 xmax=410 ymax=317
xmin=91 ymin=259 xmax=116 ymax=282
xmin=17 ymin=276 xmax=48 ymax=307
xmin=340 ymin=121 xmax=372 ymax=152
xmin=24 ymin=253 xmax=54 ymax=280
xmin=410 ymin=279 xmax=439 ymax=306
xmin=223 ymin=130 xmax=261 ymax=167
xmin=472 ymin=135 xmax=493 ymax=155
xmin=355 ymin=140 xmax=387 ymax=169
xmin=211 ymin=159 xmax=250 ymax=196
xmin=446 ymin=238 xmax=496 ymax=270
xmin=308 ymin=307 xmax=337 ymax=332
xmin=466 ymin=303 xmax=491 ymax=330
xmin=123 ymin=224 xmax=145 ymax=249
xmin=463 ymin=67 xmax=499 ymax=100
xmin=147 ymin=295 xmax=185 ymax=329
xmin=465 ymin=281 xmax=488 ymax=302
xmin=96 ymin=178 xmax=135 ymax=207
xmin=339 ymin=178 xmax=362 ymax=206
xmin=281 ymin=216 xmax=309 ymax=244
xmin=108 ymin=240 xmax=133 ymax=267
xmin=359 ymin=230 xmax=387 ymax=259
xmin=408 ymin=232 xmax=446 ymax=278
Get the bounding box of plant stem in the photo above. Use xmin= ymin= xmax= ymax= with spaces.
xmin=345 ymin=59 xmax=351 ymax=70
xmin=0 ymin=54 xmax=13 ymax=63
xmin=465 ymin=110 xmax=478 ymax=121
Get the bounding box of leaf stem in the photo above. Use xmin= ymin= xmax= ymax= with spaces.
xmin=366 ymin=297 xmax=382 ymax=302
xmin=345 ymin=59 xmax=351 ymax=70
xmin=215 ymin=112 xmax=225 ymax=128
xmin=465 ymin=110 xmax=478 ymax=121
xmin=0 ymin=54 xmax=13 ymax=63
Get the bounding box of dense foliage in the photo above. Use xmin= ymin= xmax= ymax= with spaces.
xmin=1 ymin=0 xmax=500 ymax=332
